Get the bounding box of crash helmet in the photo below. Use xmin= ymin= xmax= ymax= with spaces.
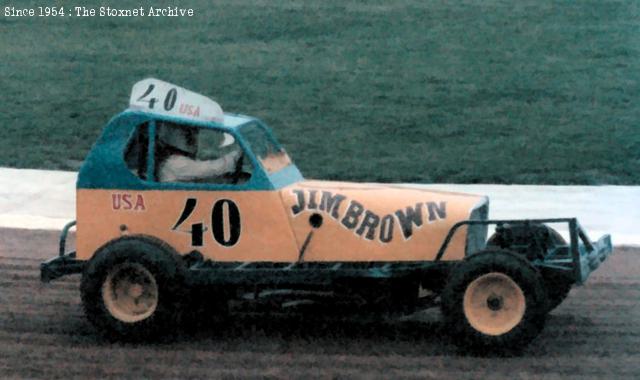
xmin=156 ymin=122 xmax=199 ymax=156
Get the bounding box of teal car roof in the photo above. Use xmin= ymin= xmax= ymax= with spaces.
xmin=77 ymin=109 xmax=304 ymax=191
xmin=123 ymin=108 xmax=257 ymax=130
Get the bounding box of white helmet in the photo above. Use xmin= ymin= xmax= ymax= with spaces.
xmin=219 ymin=133 xmax=235 ymax=148
xmin=156 ymin=122 xmax=198 ymax=155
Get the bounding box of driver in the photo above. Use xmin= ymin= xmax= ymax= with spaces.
xmin=156 ymin=122 xmax=241 ymax=183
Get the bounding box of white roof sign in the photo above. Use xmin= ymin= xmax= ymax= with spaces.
xmin=129 ymin=78 xmax=224 ymax=123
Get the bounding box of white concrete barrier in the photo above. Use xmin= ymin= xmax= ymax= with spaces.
xmin=0 ymin=167 xmax=638 ymax=245
xmin=0 ymin=168 xmax=77 ymax=230
xmin=400 ymin=184 xmax=639 ymax=246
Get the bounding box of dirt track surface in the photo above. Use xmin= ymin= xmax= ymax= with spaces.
xmin=1 ymin=229 xmax=639 ymax=379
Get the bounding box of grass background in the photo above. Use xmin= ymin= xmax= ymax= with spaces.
xmin=0 ymin=0 xmax=638 ymax=184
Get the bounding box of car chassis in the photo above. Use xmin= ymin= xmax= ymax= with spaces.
xmin=43 ymin=218 xmax=611 ymax=288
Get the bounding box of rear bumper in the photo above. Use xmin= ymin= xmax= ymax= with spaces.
xmin=40 ymin=220 xmax=84 ymax=282
xmin=41 ymin=252 xmax=84 ymax=282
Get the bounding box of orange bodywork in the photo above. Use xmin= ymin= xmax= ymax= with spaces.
xmin=76 ymin=189 xmax=299 ymax=262
xmin=281 ymin=181 xmax=486 ymax=262
xmin=76 ymin=181 xmax=487 ymax=262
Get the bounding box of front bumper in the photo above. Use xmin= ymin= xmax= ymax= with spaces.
xmin=573 ymin=230 xmax=613 ymax=284
xmin=436 ymin=217 xmax=614 ymax=285
xmin=544 ymin=218 xmax=613 ymax=285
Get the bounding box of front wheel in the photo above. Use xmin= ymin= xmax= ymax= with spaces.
xmin=487 ymin=224 xmax=574 ymax=312
xmin=441 ymin=250 xmax=548 ymax=352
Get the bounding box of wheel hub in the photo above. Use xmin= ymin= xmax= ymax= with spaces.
xmin=102 ymin=262 xmax=159 ymax=323
xmin=463 ymin=272 xmax=526 ymax=336
xmin=128 ymin=284 xmax=144 ymax=298
xmin=486 ymin=294 xmax=503 ymax=311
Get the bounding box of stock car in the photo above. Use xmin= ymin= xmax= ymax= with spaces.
xmin=41 ymin=79 xmax=613 ymax=351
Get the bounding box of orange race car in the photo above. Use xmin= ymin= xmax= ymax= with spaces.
xmin=41 ymin=79 xmax=613 ymax=352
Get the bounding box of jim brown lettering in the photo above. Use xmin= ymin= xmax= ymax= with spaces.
xmin=290 ymin=189 xmax=447 ymax=243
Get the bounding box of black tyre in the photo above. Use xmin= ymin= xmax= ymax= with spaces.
xmin=441 ymin=250 xmax=548 ymax=352
xmin=541 ymin=268 xmax=573 ymax=312
xmin=537 ymin=228 xmax=573 ymax=312
xmin=80 ymin=236 xmax=187 ymax=340
xmin=488 ymin=224 xmax=573 ymax=312
xmin=487 ymin=224 xmax=563 ymax=260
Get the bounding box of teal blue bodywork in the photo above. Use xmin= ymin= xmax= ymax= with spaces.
xmin=77 ymin=110 xmax=303 ymax=191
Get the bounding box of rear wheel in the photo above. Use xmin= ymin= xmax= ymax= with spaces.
xmin=441 ymin=250 xmax=547 ymax=352
xmin=102 ymin=262 xmax=159 ymax=323
xmin=81 ymin=237 xmax=187 ymax=340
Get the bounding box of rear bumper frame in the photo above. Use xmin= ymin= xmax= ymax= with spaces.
xmin=40 ymin=220 xmax=85 ymax=282
xmin=41 ymin=251 xmax=84 ymax=282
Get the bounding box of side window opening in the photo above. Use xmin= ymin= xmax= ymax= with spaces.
xmin=124 ymin=123 xmax=149 ymax=180
xmin=154 ymin=121 xmax=251 ymax=185
xmin=239 ymin=122 xmax=291 ymax=174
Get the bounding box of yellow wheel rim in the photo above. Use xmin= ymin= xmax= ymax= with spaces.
xmin=463 ymin=272 xmax=526 ymax=336
xmin=102 ymin=262 xmax=159 ymax=323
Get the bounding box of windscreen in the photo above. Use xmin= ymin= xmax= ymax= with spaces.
xmin=239 ymin=122 xmax=292 ymax=174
